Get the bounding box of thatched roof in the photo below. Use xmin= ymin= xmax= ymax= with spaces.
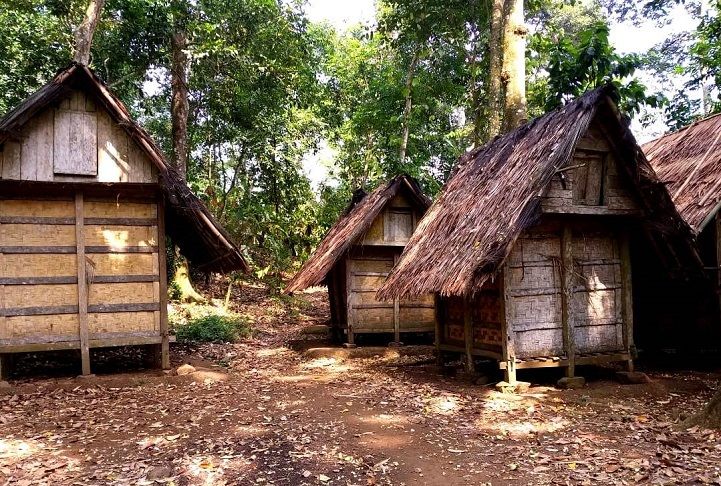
xmin=285 ymin=175 xmax=431 ymax=292
xmin=379 ymin=86 xmax=699 ymax=299
xmin=0 ymin=63 xmax=247 ymax=273
xmin=644 ymin=113 xmax=721 ymax=233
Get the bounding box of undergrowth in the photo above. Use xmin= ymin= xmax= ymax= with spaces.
xmin=172 ymin=310 xmax=251 ymax=343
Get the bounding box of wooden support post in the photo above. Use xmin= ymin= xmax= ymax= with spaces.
xmin=157 ymin=195 xmax=170 ymax=370
xmin=75 ymin=191 xmax=91 ymax=376
xmin=500 ymin=269 xmax=516 ymax=384
xmin=434 ymin=294 xmax=443 ymax=365
xmin=463 ymin=297 xmax=475 ymax=374
xmin=561 ymin=224 xmax=576 ymax=378
xmin=345 ymin=258 xmax=355 ymax=346
xmin=0 ymin=354 xmax=10 ymax=380
xmin=620 ymin=229 xmax=634 ymax=372
xmin=392 ymin=253 xmax=400 ymax=344
xmin=716 ymin=213 xmax=721 ymax=328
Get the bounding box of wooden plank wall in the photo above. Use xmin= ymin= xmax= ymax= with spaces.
xmin=0 ymin=90 xmax=157 ymax=184
xmin=361 ymin=194 xmax=419 ymax=247
xmin=541 ymin=123 xmax=640 ymax=215
xmin=0 ymin=194 xmax=163 ymax=356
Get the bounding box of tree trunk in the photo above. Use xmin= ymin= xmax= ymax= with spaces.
xmin=171 ymin=27 xmax=189 ymax=179
xmin=683 ymin=388 xmax=721 ymax=430
xmin=399 ymin=50 xmax=420 ymax=165
xmin=170 ymin=3 xmax=203 ymax=303
xmin=486 ymin=0 xmax=504 ymax=141
xmin=73 ymin=0 xmax=106 ymax=65
xmin=501 ymin=0 xmax=527 ymax=132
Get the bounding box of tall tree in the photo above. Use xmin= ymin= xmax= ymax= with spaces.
xmin=73 ymin=0 xmax=106 ymax=65
xmin=171 ymin=0 xmax=189 ymax=179
xmin=501 ymin=0 xmax=527 ymax=131
xmin=486 ymin=0 xmax=505 ymax=140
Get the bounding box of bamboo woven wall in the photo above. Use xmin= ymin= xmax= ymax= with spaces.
xmin=0 ymin=196 xmax=162 ymax=348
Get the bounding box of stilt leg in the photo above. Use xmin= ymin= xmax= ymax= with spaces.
xmin=504 ymin=359 xmax=516 ymax=384
xmin=626 ymin=359 xmax=634 ymax=373
xmin=161 ymin=335 xmax=170 ymax=370
xmin=80 ymin=347 xmax=91 ymax=376
xmin=0 ymin=354 xmax=11 ymax=380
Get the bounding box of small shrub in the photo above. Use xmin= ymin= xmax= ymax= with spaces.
xmin=174 ymin=314 xmax=251 ymax=343
xmin=168 ymin=280 xmax=183 ymax=302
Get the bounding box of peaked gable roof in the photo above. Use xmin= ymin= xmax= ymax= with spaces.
xmin=285 ymin=175 xmax=431 ymax=292
xmin=644 ymin=113 xmax=721 ymax=233
xmin=379 ymin=86 xmax=699 ymax=299
xmin=0 ymin=63 xmax=247 ymax=273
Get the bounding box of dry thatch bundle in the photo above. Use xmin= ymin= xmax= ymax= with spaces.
xmin=644 ymin=113 xmax=721 ymax=233
xmin=378 ymin=86 xmax=698 ymax=300
xmin=285 ymin=175 xmax=430 ymax=292
xmin=0 ymin=63 xmax=247 ymax=273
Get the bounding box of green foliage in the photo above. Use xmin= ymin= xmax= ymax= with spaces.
xmin=173 ymin=313 xmax=251 ymax=343
xmin=539 ymin=21 xmax=663 ymax=116
xmin=168 ymin=280 xmax=183 ymax=302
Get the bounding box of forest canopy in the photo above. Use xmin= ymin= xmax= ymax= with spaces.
xmin=0 ymin=0 xmax=717 ymax=278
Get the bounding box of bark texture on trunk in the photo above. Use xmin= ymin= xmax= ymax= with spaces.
xmin=171 ymin=27 xmax=189 ymax=179
xmin=501 ymin=0 xmax=527 ymax=132
xmin=486 ymin=0 xmax=505 ymax=141
xmin=73 ymin=0 xmax=106 ymax=65
xmin=399 ymin=50 xmax=420 ymax=165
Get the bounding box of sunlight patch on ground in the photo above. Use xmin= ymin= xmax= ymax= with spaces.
xmin=357 ymin=413 xmax=410 ymax=427
xmin=300 ymin=357 xmax=352 ymax=373
xmin=475 ymin=416 xmax=570 ymax=438
xmin=234 ymin=424 xmax=269 ymax=437
xmin=0 ymin=439 xmax=40 ymax=461
xmin=255 ymin=347 xmax=290 ymax=358
xmin=424 ymin=395 xmax=463 ymax=415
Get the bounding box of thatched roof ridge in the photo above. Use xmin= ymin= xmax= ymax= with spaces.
xmin=379 ymin=86 xmax=698 ymax=299
xmin=285 ymin=175 xmax=431 ymax=293
xmin=644 ymin=113 xmax=721 ymax=233
xmin=0 ymin=63 xmax=247 ymax=273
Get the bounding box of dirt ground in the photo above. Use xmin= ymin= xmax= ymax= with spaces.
xmin=1 ymin=280 xmax=721 ymax=485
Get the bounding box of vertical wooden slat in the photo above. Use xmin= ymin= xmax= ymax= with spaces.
xmin=561 ymin=224 xmax=576 ymax=377
xmin=463 ymin=297 xmax=475 ymax=373
xmin=157 ymin=195 xmax=170 ymax=369
xmin=716 ymin=213 xmax=721 ymax=325
xmin=434 ymin=294 xmax=442 ymax=365
xmin=75 ymin=191 xmax=91 ymax=375
xmin=500 ymin=268 xmax=516 ymax=383
xmin=0 ymin=221 xmax=5 ymax=342
xmin=345 ymin=257 xmax=355 ymax=346
xmin=393 ymin=253 xmax=400 ymax=343
xmin=620 ymin=228 xmax=634 ymax=372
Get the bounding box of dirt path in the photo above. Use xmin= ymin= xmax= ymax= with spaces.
xmin=2 ymin=284 xmax=721 ymax=485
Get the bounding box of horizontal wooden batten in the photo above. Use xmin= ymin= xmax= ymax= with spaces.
xmin=0 ymin=246 xmax=76 ymax=254
xmin=0 ymin=335 xmax=175 ymax=353
xmin=0 ymin=276 xmax=78 ymax=285
xmin=91 ymin=274 xmax=159 ymax=283
xmin=86 ymin=246 xmax=158 ymax=254
xmin=1 ymin=302 xmax=159 ymax=317
xmin=88 ymin=303 xmax=160 ymax=313
xmin=0 ymin=216 xmax=75 ymax=225
xmin=1 ymin=305 xmax=78 ymax=317
xmin=84 ymin=217 xmax=157 ymax=226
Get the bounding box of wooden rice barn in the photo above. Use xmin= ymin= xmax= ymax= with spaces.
xmin=285 ymin=175 xmax=435 ymax=344
xmin=378 ymin=86 xmax=701 ymax=383
xmin=642 ymin=115 xmax=721 ymax=350
xmin=0 ymin=63 xmax=247 ymax=377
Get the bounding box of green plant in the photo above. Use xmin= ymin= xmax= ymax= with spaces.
xmin=168 ymin=280 xmax=183 ymax=302
xmin=174 ymin=314 xmax=251 ymax=343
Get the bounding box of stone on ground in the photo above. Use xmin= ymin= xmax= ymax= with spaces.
xmin=557 ymin=376 xmax=586 ymax=389
xmin=616 ymin=371 xmax=651 ymax=384
xmin=0 ymin=381 xmax=10 ymax=389
xmin=176 ymin=364 xmax=196 ymax=376
xmin=301 ymin=324 xmax=330 ymax=336
xmin=146 ymin=466 xmax=174 ymax=480
xmin=496 ymin=381 xmax=531 ymax=393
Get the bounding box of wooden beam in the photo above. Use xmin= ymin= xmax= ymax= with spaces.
xmin=0 ymin=216 xmax=75 ymax=225
xmin=393 ymin=254 xmax=400 ymax=344
xmin=1 ymin=305 xmax=78 ymax=317
xmin=561 ymin=224 xmax=576 ymax=378
xmin=75 ymin=191 xmax=91 ymax=376
xmin=0 ymin=276 xmax=78 ymax=285
xmin=500 ymin=269 xmax=516 ymax=384
xmin=0 ymin=246 xmax=76 ymax=254
xmin=463 ymin=297 xmax=475 ymax=373
xmin=619 ymin=228 xmax=634 ymax=372
xmin=345 ymin=257 xmax=355 ymax=346
xmin=87 ymin=303 xmax=160 ymax=313
xmin=84 ymin=217 xmax=157 ymax=226
xmin=92 ymin=275 xmax=159 ymax=283
xmin=157 ymin=195 xmax=170 ymax=370
xmin=434 ymin=294 xmax=442 ymax=365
